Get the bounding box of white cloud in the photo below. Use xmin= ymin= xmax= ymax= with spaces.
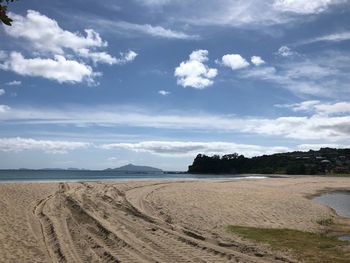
xmin=95 ymin=19 xmax=198 ymax=40
xmin=0 ymin=137 xmax=90 ymax=154
xmin=241 ymin=51 xmax=350 ymax=98
xmin=116 ymin=50 xmax=138 ymax=65
xmin=6 ymin=80 xmax=21 ymax=86
xmin=6 ymin=10 xmax=107 ymax=54
xmin=0 ymin=10 xmax=138 ymax=84
xmin=140 ymin=0 xmax=346 ymax=15
xmin=1 ymin=105 xmax=350 ymax=142
xmin=248 ymin=115 xmax=350 ymax=141
xmin=298 ymin=31 xmax=350 ymax=45
xmin=0 ymin=89 xmax=5 ymax=96
xmin=175 ymin=50 xmax=217 ymax=89
xmin=297 ymin=143 xmax=350 ymax=151
xmin=273 ymin=0 xmax=345 ymax=14
xmin=77 ymin=49 xmax=117 ymax=65
xmin=220 ymin=54 xmax=250 ymax=70
xmin=189 ymin=50 xmax=208 ymax=61
xmin=158 ymin=90 xmax=170 ymax=96
xmin=242 ymin=65 xmax=330 ymax=96
xmin=0 ymin=52 xmax=95 ymax=84
xmin=277 ymin=101 xmax=350 ymax=115
xmin=251 ymin=56 xmax=265 ymax=66
xmin=133 ymin=0 xmax=346 ymax=27
xmin=284 ymin=62 xmax=338 ymax=79
xmin=275 ymin=100 xmax=321 ymax=112
xmin=77 ymin=49 xmax=137 ymax=65
xmin=175 ymin=1 xmax=286 ymax=26
xmin=101 ymin=140 xmax=290 ymax=157
xmin=315 ymin=102 xmax=350 ymax=115
xmin=242 ymin=66 xmax=277 ymax=80
xmin=0 ymin=105 xmax=10 ymax=113
xmin=277 ymin=46 xmax=295 ymax=57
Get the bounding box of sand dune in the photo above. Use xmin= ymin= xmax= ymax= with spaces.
xmin=1 ymin=177 xmax=350 ymax=262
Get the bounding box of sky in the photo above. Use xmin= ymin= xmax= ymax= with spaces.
xmin=0 ymin=0 xmax=350 ymax=170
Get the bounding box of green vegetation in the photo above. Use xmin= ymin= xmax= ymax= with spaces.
xmin=227 ymin=225 xmax=350 ymax=263
xmin=0 ymin=0 xmax=16 ymax=26
xmin=188 ymin=148 xmax=350 ymax=175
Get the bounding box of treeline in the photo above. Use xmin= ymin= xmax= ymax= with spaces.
xmin=188 ymin=148 xmax=350 ymax=175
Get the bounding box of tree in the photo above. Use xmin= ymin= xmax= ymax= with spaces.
xmin=0 ymin=0 xmax=15 ymax=26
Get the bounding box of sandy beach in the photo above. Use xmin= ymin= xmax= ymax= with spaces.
xmin=1 ymin=177 xmax=350 ymax=263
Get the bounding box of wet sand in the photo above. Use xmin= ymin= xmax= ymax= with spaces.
xmin=1 ymin=177 xmax=350 ymax=263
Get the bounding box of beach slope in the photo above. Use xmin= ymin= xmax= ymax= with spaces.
xmin=1 ymin=177 xmax=350 ymax=262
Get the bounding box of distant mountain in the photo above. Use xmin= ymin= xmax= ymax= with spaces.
xmin=105 ymin=164 xmax=163 ymax=173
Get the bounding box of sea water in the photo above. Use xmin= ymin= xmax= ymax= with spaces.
xmin=0 ymin=170 xmax=266 ymax=183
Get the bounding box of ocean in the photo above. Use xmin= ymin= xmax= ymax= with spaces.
xmin=0 ymin=170 xmax=266 ymax=183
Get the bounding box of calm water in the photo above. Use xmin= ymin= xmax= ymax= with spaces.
xmin=0 ymin=170 xmax=266 ymax=183
xmin=314 ymin=191 xmax=350 ymax=218
xmin=339 ymin=236 xmax=350 ymax=241
xmin=314 ymin=191 xmax=350 ymax=242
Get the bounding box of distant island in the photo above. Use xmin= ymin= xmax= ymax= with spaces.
xmin=188 ymin=148 xmax=350 ymax=175
xmin=104 ymin=164 xmax=163 ymax=173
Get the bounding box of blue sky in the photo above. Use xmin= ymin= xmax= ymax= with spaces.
xmin=0 ymin=0 xmax=350 ymax=170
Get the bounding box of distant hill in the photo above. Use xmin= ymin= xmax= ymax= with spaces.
xmin=105 ymin=164 xmax=163 ymax=173
xmin=188 ymin=148 xmax=350 ymax=175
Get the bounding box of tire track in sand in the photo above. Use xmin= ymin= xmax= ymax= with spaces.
xmin=33 ymin=185 xmax=67 ymax=263
xmin=33 ymin=182 xmax=296 ymax=263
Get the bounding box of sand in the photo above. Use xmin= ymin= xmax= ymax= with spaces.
xmin=0 ymin=177 xmax=350 ymax=263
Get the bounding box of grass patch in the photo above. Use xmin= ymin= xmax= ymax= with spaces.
xmin=227 ymin=225 xmax=350 ymax=263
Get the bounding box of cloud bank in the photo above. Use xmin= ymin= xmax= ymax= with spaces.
xmin=1 ymin=104 xmax=350 ymax=142
xmin=1 ymin=10 xmax=137 ymax=84
xmin=134 ymin=0 xmax=347 ymax=27
xmin=0 ymin=137 xmax=90 ymax=154
xmin=101 ymin=141 xmax=290 ymax=157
